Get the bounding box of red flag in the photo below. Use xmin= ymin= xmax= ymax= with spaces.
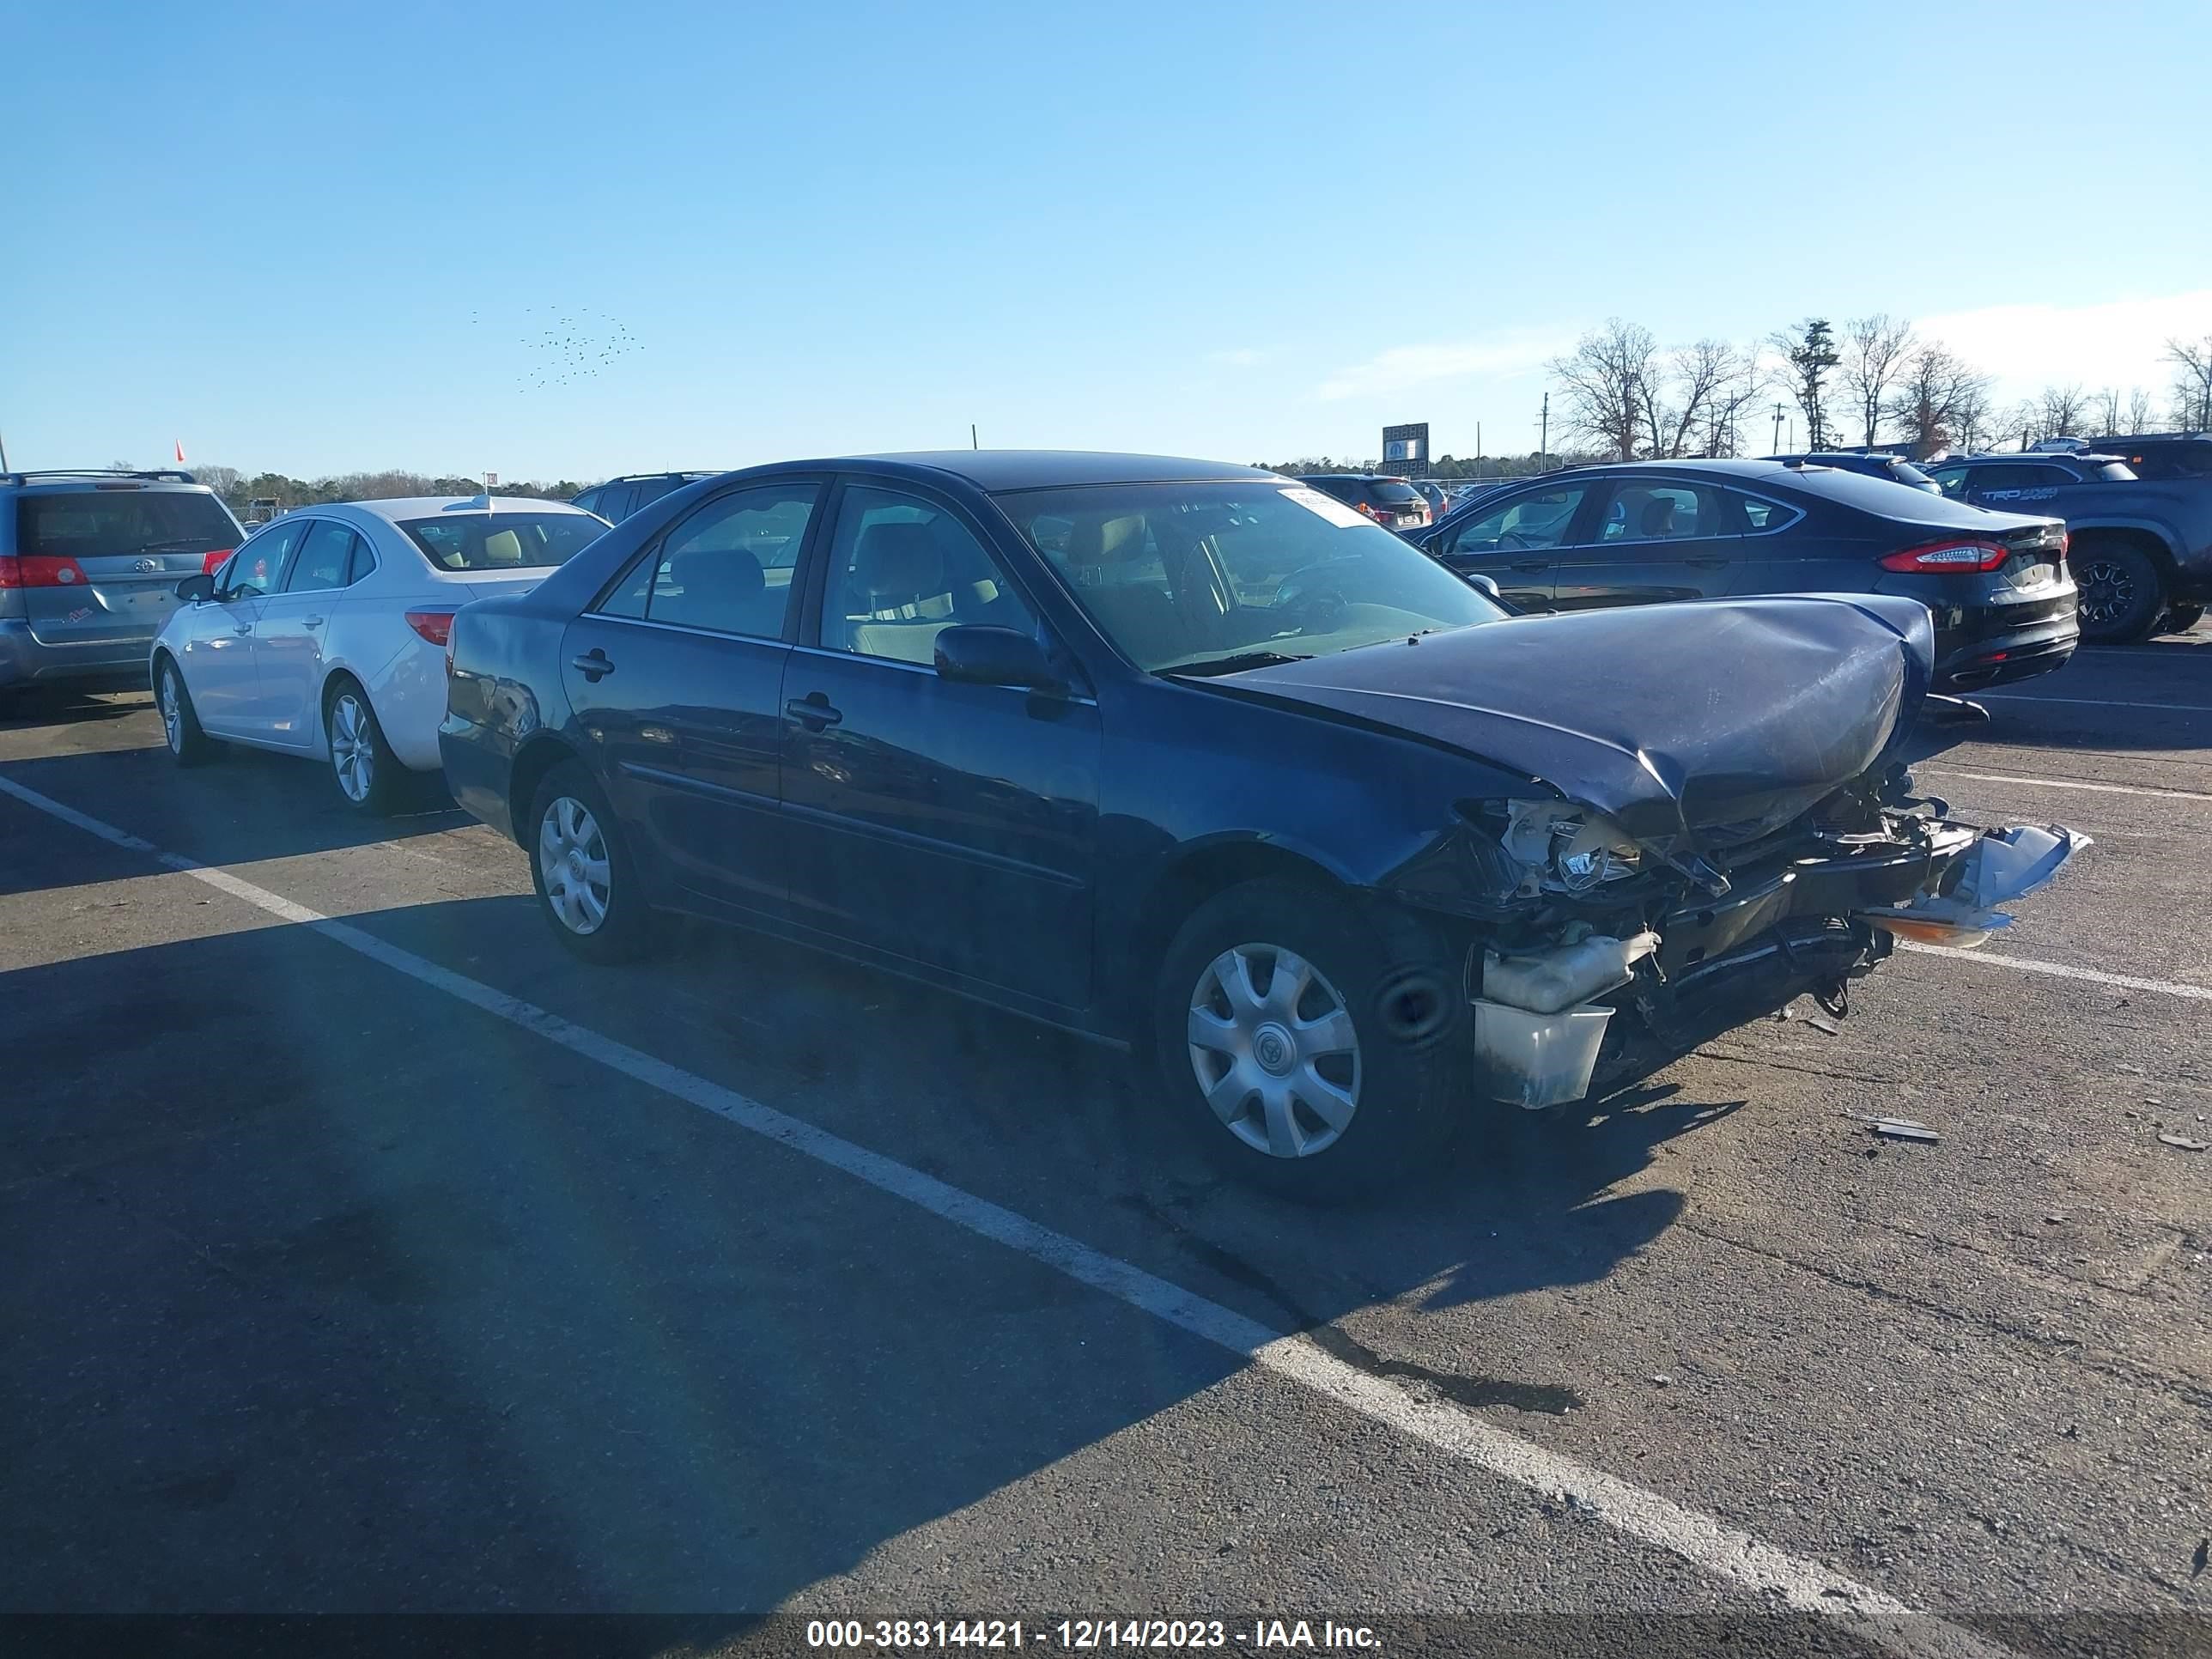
xmin=174 ymin=439 xmax=186 ymax=464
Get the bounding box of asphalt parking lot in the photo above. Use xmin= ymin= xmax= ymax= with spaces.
xmin=3 ymin=641 xmax=2209 ymax=1656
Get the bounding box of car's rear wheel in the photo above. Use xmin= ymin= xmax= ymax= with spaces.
xmin=2072 ymin=539 xmax=2165 ymax=644
xmin=529 ymin=760 xmax=657 ymax=963
xmin=325 ymin=680 xmax=400 ymax=815
xmin=156 ymin=659 xmax=216 ymax=766
xmin=1152 ymin=878 xmax=1468 ymax=1201
xmin=2160 ymin=602 xmax=2203 ymax=635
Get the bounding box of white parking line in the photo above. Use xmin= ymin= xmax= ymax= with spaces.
xmin=1979 ymin=692 xmax=2212 ymax=714
xmin=1923 ymin=766 xmax=2212 ymax=802
xmin=1899 ymin=939 xmax=2212 ymax=1001
xmin=0 ymin=770 xmax=2019 ymax=1659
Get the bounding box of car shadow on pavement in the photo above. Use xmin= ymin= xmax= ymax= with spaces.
xmin=0 ymin=743 xmax=467 ymax=900
xmin=1 ymin=890 xmax=1736 ymax=1615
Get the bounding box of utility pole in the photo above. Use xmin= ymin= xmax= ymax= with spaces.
xmin=1474 ymin=421 xmax=1481 ymax=478
xmin=1771 ymin=402 xmax=1784 ymax=453
xmin=1538 ymin=393 xmax=1549 ymax=473
xmin=970 ymin=424 xmax=978 ymax=450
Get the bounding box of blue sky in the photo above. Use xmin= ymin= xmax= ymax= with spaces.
xmin=8 ymin=0 xmax=2211 ymax=480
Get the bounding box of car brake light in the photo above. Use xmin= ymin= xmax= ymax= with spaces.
xmin=1878 ymin=539 xmax=2009 ymax=574
xmin=201 ymin=549 xmax=233 ymax=574
xmin=405 ymin=610 xmax=458 ymax=646
xmin=0 ymin=555 xmax=90 ymax=588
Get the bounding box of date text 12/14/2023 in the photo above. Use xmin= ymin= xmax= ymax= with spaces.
xmin=804 ymin=1620 xmax=1382 ymax=1650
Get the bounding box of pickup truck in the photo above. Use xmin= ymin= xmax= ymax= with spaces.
xmin=1928 ymin=453 xmax=2212 ymax=641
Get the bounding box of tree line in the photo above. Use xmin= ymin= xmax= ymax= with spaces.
xmin=141 ymin=466 xmax=591 ymax=516
xmin=1551 ymin=317 xmax=2212 ymax=463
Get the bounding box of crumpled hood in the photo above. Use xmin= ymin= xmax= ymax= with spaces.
xmin=1218 ymin=593 xmax=1937 ymax=848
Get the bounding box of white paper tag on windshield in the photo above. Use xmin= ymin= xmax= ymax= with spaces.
xmin=1280 ymin=486 xmax=1370 ymax=530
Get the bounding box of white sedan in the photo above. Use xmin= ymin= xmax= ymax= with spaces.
xmin=150 ymin=496 xmax=608 ymax=812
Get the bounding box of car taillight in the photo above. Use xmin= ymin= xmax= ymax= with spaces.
xmin=405 ymin=610 xmax=459 ymax=646
xmin=1354 ymin=502 xmax=1384 ymax=520
xmin=1878 ymin=539 xmax=2010 ymax=574
xmin=0 ymin=555 xmax=90 ymax=588
xmin=201 ymin=549 xmax=233 ymax=574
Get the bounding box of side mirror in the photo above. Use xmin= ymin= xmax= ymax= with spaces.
xmin=175 ymin=573 xmax=216 ymax=603
xmin=1462 ymin=571 xmax=1502 ymax=600
xmin=934 ymin=623 xmax=1063 ymax=692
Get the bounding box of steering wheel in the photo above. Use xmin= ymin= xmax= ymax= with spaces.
xmin=1497 ymin=528 xmax=1540 ymax=550
xmin=1273 ymin=560 xmax=1356 ymax=632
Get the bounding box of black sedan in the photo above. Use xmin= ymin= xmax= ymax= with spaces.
xmin=440 ymin=452 xmax=2081 ymax=1200
xmin=1419 ymin=459 xmax=2078 ymax=690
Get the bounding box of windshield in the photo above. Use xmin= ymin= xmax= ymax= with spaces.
xmin=998 ymin=481 xmax=1504 ymax=673
xmin=397 ymin=511 xmax=604 ymax=571
xmin=15 ymin=489 xmax=237 ymax=560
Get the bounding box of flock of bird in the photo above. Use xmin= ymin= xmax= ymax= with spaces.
xmin=470 ymin=307 xmax=641 ymax=392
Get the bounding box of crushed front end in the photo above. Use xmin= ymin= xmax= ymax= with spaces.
xmin=1385 ymin=769 xmax=2087 ymax=1111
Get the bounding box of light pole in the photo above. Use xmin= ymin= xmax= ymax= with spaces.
xmin=1771 ymin=402 xmax=1784 ymax=454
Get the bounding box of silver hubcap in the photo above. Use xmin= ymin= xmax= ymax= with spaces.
xmin=538 ymin=795 xmax=611 ymax=935
xmin=159 ymin=672 xmax=183 ymax=752
xmin=330 ymin=694 xmax=374 ymax=802
xmin=1187 ymin=943 xmax=1362 ymax=1158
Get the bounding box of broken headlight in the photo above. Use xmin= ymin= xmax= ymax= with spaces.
xmin=1501 ymin=800 xmax=1644 ymax=895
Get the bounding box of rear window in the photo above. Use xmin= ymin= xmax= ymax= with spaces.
xmin=15 ymin=489 xmax=237 ymax=560
xmin=2087 ymin=461 xmax=2137 ymax=481
xmin=397 ymin=511 xmax=603 ymax=571
xmin=1886 ymin=461 xmax=1936 ymax=489
xmin=1367 ymin=480 xmax=1423 ymax=506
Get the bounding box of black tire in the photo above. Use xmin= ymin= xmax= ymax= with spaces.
xmin=2072 ymin=539 xmax=2165 ymax=645
xmin=527 ymin=760 xmax=659 ymax=963
xmin=323 ymin=678 xmax=402 ymax=816
xmin=1151 ymin=878 xmax=1469 ymax=1202
xmin=155 ymin=657 xmax=217 ymax=766
xmin=2160 ymin=602 xmax=2204 ymax=635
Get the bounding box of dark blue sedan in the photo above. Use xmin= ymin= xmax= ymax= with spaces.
xmin=440 ymin=452 xmax=2081 ymax=1199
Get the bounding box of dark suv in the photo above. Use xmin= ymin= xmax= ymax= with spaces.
xmin=569 ymin=472 xmax=718 ymax=524
xmin=1 ymin=470 xmax=243 ymax=707
xmin=1926 ymin=452 xmax=2212 ymax=639
xmin=1300 ymin=474 xmax=1432 ymax=532
xmin=2074 ymin=434 xmax=2212 ymax=482
xmin=1766 ymin=453 xmax=1941 ymax=494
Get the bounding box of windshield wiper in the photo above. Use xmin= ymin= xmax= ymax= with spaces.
xmin=1163 ymin=650 xmax=1312 ymax=678
xmin=133 ymin=538 xmax=217 ymax=554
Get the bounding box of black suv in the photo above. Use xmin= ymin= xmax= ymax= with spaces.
xmin=1766 ymin=453 xmax=1941 ymax=494
xmin=2074 ymin=434 xmax=2212 ymax=482
xmin=1299 ymin=474 xmax=1432 ymax=532
xmin=1926 ymin=453 xmax=2212 ymax=639
xmin=569 ymin=472 xmax=717 ymax=524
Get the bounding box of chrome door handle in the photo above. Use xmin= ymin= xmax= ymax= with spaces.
xmin=785 ymin=694 xmax=843 ymax=731
xmin=232 ymin=626 xmax=252 ymax=636
xmin=570 ymin=650 xmax=613 ymax=680
xmin=301 ymin=615 xmax=325 ymax=627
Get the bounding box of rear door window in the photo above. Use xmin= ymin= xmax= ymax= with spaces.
xmin=598 ymin=484 xmax=821 ymax=638
xmin=1597 ymin=481 xmax=1727 ymax=542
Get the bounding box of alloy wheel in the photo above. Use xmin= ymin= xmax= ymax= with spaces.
xmin=2076 ymin=557 xmax=2135 ymax=628
xmin=538 ymin=795 xmax=612 ymax=936
xmin=330 ymin=693 xmax=375 ymax=803
xmin=159 ymin=671 xmax=184 ymax=754
xmin=1186 ymin=942 xmax=1362 ymax=1158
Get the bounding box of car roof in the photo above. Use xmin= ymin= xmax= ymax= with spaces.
xmin=819 ymin=450 xmax=1278 ymax=491
xmin=1949 ymin=452 xmax=2125 ymax=465
xmin=0 ymin=470 xmax=218 ymax=495
xmin=289 ymin=496 xmax=601 ymax=527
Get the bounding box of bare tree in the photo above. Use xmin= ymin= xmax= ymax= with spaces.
xmin=1698 ymin=341 xmax=1768 ymax=458
xmin=2037 ymin=383 xmax=2090 ymax=438
xmin=1840 ymin=314 xmax=1916 ymax=447
xmin=1550 ymin=319 xmax=1656 ymax=461
xmin=1950 ymin=377 xmax=1995 ymax=454
xmin=2166 ymin=335 xmax=2212 ymax=430
xmin=1884 ymin=343 xmax=1989 ymax=458
xmin=2092 ymin=387 xmax=2123 ymax=438
xmin=1768 ymin=319 xmax=1841 ymax=451
xmin=2124 ymin=387 xmax=2156 ymax=434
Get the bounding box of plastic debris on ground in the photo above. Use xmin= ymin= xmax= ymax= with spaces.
xmin=2158 ymin=1133 xmax=2209 ymax=1152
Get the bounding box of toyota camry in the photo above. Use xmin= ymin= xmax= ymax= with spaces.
xmin=439 ymin=453 xmax=2084 ymax=1199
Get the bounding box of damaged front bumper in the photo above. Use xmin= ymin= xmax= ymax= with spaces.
xmin=1466 ymin=817 xmax=2088 ymax=1110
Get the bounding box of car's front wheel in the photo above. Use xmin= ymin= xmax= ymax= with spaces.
xmin=2072 ymin=539 xmax=2165 ymax=644
xmin=156 ymin=658 xmax=216 ymax=766
xmin=529 ymin=760 xmax=658 ymax=963
xmin=1152 ymin=878 xmax=1468 ymax=1201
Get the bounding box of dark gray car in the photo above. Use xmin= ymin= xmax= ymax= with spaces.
xmin=1 ymin=471 xmax=244 ymax=705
